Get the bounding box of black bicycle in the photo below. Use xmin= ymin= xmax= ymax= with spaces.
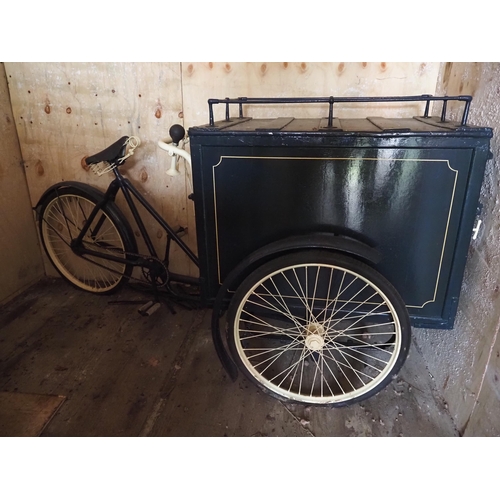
xmin=35 ymin=115 xmax=413 ymax=408
xmin=35 ymin=126 xmax=199 ymax=307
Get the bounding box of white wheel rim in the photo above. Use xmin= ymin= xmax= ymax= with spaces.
xmin=41 ymin=194 xmax=126 ymax=292
xmin=233 ymin=262 xmax=403 ymax=404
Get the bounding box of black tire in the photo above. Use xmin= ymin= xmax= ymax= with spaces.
xmin=227 ymin=250 xmax=411 ymax=406
xmin=38 ymin=186 xmax=136 ymax=294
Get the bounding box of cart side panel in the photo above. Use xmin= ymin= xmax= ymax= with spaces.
xmin=190 ymin=127 xmax=491 ymax=328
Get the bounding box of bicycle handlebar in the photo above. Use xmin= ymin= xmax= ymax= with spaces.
xmin=157 ymin=138 xmax=192 ymax=165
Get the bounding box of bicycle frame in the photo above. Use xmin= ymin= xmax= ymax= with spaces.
xmin=72 ymin=166 xmax=200 ymax=286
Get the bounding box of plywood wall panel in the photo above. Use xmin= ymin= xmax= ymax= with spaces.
xmin=5 ymin=62 xmax=195 ymax=277
xmin=181 ymin=62 xmax=441 ymax=127
xmin=5 ymin=62 xmax=441 ymax=280
xmin=0 ymin=63 xmax=44 ymax=304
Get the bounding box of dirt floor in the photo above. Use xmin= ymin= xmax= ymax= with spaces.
xmin=0 ymin=278 xmax=458 ymax=437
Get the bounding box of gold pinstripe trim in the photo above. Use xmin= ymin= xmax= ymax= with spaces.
xmin=212 ymin=156 xmax=458 ymax=309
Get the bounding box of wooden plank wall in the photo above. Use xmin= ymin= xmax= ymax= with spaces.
xmin=0 ymin=63 xmax=44 ymax=304
xmin=5 ymin=62 xmax=440 ymax=278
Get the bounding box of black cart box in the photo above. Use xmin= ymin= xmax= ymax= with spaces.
xmin=188 ymin=96 xmax=493 ymax=329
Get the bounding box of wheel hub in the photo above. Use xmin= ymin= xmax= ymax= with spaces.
xmin=304 ymin=322 xmax=326 ymax=351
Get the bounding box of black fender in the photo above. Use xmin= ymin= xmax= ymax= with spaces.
xmin=34 ymin=181 xmax=111 ymax=217
xmin=211 ymin=232 xmax=382 ymax=381
xmin=33 ymin=181 xmax=137 ymax=254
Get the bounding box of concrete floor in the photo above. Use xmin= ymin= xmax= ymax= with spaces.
xmin=0 ymin=278 xmax=458 ymax=436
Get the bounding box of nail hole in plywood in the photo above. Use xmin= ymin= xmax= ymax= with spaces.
xmin=66 ymin=107 xmax=72 ymax=114
xmin=140 ymin=168 xmax=148 ymax=182
xmin=187 ymin=64 xmax=194 ymax=75
xmin=338 ymin=62 xmax=345 ymax=74
xmin=300 ymin=62 xmax=307 ymax=73
xmin=380 ymin=62 xmax=387 ymax=71
xmin=178 ymin=111 xmax=184 ymax=119
xmin=157 ymin=230 xmax=163 ymax=239
xmin=208 ymin=62 xmax=213 ymax=69
xmin=44 ymin=101 xmax=51 ymax=114
xmin=362 ymin=62 xmax=367 ymax=68
xmin=225 ymin=63 xmax=231 ymax=73
xmin=261 ymin=63 xmax=267 ymax=75
xmin=283 ymin=62 xmax=288 ymax=69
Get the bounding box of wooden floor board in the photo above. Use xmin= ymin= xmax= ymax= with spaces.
xmin=0 ymin=278 xmax=459 ymax=437
xmin=0 ymin=391 xmax=65 ymax=436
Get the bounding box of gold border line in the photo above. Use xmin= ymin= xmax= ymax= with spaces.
xmin=212 ymin=156 xmax=458 ymax=309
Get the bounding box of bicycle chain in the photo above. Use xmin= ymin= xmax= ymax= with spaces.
xmin=81 ymin=244 xmax=171 ymax=289
xmin=126 ymin=250 xmax=170 ymax=289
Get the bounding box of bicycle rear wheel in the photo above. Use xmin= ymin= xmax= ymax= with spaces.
xmin=38 ymin=186 xmax=136 ymax=294
xmin=227 ymin=250 xmax=411 ymax=406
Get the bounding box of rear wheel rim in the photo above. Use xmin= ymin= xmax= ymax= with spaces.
xmin=231 ymin=260 xmax=404 ymax=405
xmin=41 ymin=194 xmax=126 ymax=292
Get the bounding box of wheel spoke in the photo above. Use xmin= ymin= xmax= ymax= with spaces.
xmin=244 ymin=294 xmax=304 ymax=328
xmin=330 ymin=341 xmax=385 ymax=372
xmin=322 ymin=348 xmax=376 ymax=381
xmin=323 ymin=343 xmax=367 ymax=388
xmin=239 ymin=309 xmax=301 ymax=338
xmin=274 ymin=346 xmax=310 ymax=390
xmin=308 ymin=350 xmax=336 ymax=397
xmin=264 ymin=278 xmax=305 ymax=330
xmin=323 ymin=283 xmax=371 ymax=331
xmin=329 ymin=300 xmax=389 ymax=336
xmin=254 ymin=338 xmax=305 ymax=376
xmin=287 ymin=268 xmax=319 ymax=323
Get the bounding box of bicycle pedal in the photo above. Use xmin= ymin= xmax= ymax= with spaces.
xmin=138 ymin=300 xmax=161 ymax=316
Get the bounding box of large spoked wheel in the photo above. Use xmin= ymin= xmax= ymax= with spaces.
xmin=227 ymin=251 xmax=411 ymax=406
xmin=38 ymin=187 xmax=135 ymax=294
